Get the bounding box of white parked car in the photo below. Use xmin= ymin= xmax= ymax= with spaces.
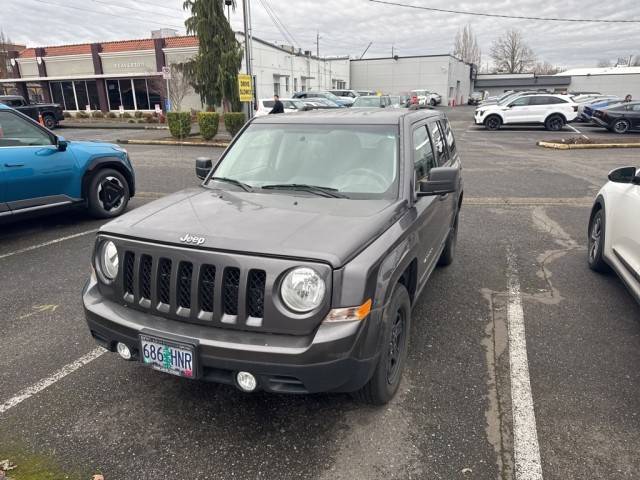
xmin=255 ymin=98 xmax=307 ymax=117
xmin=474 ymin=93 xmax=578 ymax=131
xmin=588 ymin=166 xmax=640 ymax=305
xmin=410 ymin=89 xmax=442 ymax=107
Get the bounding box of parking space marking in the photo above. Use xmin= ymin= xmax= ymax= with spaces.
xmin=506 ymin=248 xmax=544 ymax=480
xmin=0 ymin=229 xmax=97 ymax=261
xmin=0 ymin=347 xmax=106 ymax=415
xmin=566 ymin=124 xmax=589 ymax=140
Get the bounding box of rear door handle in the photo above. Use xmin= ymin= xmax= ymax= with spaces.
xmin=4 ymin=163 xmax=25 ymax=167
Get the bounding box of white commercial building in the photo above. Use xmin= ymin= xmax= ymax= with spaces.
xmin=350 ymin=55 xmax=474 ymax=105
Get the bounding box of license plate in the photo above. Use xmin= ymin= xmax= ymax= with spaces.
xmin=140 ymin=334 xmax=196 ymax=378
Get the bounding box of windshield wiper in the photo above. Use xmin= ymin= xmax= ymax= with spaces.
xmin=261 ymin=183 xmax=348 ymax=198
xmin=209 ymin=176 xmax=253 ymax=192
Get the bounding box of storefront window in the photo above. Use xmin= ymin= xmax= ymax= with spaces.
xmin=75 ymin=81 xmax=89 ymax=111
xmin=61 ymin=81 xmax=77 ymax=111
xmin=106 ymin=79 xmax=121 ymax=110
xmin=148 ymin=79 xmax=162 ymax=110
xmin=86 ymin=81 xmax=100 ymax=110
xmin=119 ymin=79 xmax=135 ymax=110
xmin=50 ymin=82 xmax=64 ymax=107
xmin=133 ymin=78 xmax=149 ymax=110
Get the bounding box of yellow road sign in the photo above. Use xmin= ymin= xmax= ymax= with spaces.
xmin=238 ymin=74 xmax=253 ymax=102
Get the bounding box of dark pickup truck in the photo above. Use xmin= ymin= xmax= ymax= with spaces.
xmin=0 ymin=95 xmax=64 ymax=128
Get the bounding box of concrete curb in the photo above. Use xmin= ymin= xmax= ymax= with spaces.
xmin=59 ymin=123 xmax=169 ymax=130
xmin=117 ymin=139 xmax=230 ymax=148
xmin=537 ymin=141 xmax=640 ymax=150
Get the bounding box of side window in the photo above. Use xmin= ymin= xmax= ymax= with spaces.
xmin=440 ymin=119 xmax=456 ymax=156
xmin=631 ymin=104 xmax=640 ymax=112
xmin=412 ymin=126 xmax=437 ymax=189
xmin=509 ymin=96 xmax=531 ymax=107
xmin=429 ymin=121 xmax=449 ymax=165
xmin=0 ymin=112 xmax=53 ymax=147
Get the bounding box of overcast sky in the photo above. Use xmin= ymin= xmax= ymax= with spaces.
xmin=4 ymin=0 xmax=639 ymax=68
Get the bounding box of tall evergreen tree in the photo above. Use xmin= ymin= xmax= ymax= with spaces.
xmin=182 ymin=0 xmax=244 ymax=111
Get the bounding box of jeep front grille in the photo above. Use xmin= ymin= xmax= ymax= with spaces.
xmin=119 ymin=250 xmax=266 ymax=328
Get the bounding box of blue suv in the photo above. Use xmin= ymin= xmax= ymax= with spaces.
xmin=0 ymin=103 xmax=134 ymax=221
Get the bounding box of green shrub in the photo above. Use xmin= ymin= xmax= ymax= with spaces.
xmin=107 ymin=112 xmax=117 ymax=119
xmin=137 ymin=119 xmax=147 ymax=124
xmin=224 ymin=112 xmax=246 ymax=137
xmin=197 ymin=112 xmax=220 ymax=140
xmin=122 ymin=112 xmax=132 ymax=119
xmin=92 ymin=111 xmax=104 ymax=118
xmin=76 ymin=111 xmax=89 ymax=119
xmin=128 ymin=119 xmax=136 ymax=123
xmin=145 ymin=116 xmax=157 ymax=123
xmin=134 ymin=111 xmax=144 ymax=118
xmin=63 ymin=111 xmax=72 ymax=118
xmin=167 ymin=112 xmax=191 ymax=138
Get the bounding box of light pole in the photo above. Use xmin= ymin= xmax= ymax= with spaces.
xmin=242 ymin=0 xmax=254 ymax=118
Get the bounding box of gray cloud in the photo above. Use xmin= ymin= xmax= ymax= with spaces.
xmin=4 ymin=0 xmax=640 ymax=68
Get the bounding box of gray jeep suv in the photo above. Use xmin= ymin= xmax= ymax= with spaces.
xmin=83 ymin=108 xmax=463 ymax=404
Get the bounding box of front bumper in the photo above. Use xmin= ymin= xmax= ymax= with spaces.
xmin=591 ymin=117 xmax=609 ymax=128
xmin=474 ymin=111 xmax=485 ymax=124
xmin=83 ymin=276 xmax=382 ymax=394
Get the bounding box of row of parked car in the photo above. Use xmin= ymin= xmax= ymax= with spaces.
xmin=473 ymin=90 xmax=640 ymax=133
xmin=255 ymin=89 xmax=443 ymax=116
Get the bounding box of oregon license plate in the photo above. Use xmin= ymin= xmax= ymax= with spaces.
xmin=140 ymin=334 xmax=196 ymax=378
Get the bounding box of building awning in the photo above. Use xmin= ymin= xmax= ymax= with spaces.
xmin=0 ymin=72 xmax=162 ymax=83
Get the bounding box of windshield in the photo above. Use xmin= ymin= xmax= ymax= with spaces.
xmin=322 ymin=92 xmax=341 ymax=102
xmin=208 ymin=123 xmax=399 ymax=199
xmin=497 ymin=93 xmax=520 ymax=105
xmin=353 ymin=96 xmax=382 ymax=107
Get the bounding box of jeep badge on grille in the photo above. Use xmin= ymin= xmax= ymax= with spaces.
xmin=180 ymin=234 xmax=206 ymax=245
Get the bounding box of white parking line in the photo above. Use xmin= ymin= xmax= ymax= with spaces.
xmin=0 ymin=347 xmax=106 ymax=415
xmin=506 ymin=249 xmax=544 ymax=480
xmin=0 ymin=229 xmax=97 ymax=261
xmin=566 ymin=124 xmax=590 ymax=140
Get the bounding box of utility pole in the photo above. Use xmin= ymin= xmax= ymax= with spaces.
xmin=360 ymin=42 xmax=372 ymax=60
xmin=391 ymin=44 xmax=394 ymax=58
xmin=242 ymin=0 xmax=254 ymax=118
xmin=316 ymin=31 xmax=321 ymax=90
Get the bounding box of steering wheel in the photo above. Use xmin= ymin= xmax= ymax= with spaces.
xmin=342 ymin=168 xmax=389 ymax=190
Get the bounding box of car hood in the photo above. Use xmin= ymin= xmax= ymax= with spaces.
xmin=67 ymin=139 xmax=124 ymax=154
xmin=101 ymin=187 xmax=406 ymax=267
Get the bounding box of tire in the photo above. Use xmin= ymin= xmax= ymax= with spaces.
xmin=430 ymin=98 xmax=437 ymax=106
xmin=87 ymin=168 xmax=130 ymax=219
xmin=438 ymin=208 xmax=459 ymax=266
xmin=42 ymin=114 xmax=56 ymax=129
xmin=484 ymin=115 xmax=502 ymax=130
xmin=355 ymin=283 xmax=411 ymax=405
xmin=612 ymin=119 xmax=630 ymax=134
xmin=588 ymin=208 xmax=610 ymax=273
xmin=545 ymin=114 xmax=565 ymax=131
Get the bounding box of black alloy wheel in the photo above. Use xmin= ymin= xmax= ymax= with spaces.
xmin=612 ymin=119 xmax=630 ymax=134
xmin=485 ymin=115 xmax=501 ymax=131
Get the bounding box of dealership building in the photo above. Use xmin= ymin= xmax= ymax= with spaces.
xmin=0 ymin=30 xmax=350 ymax=113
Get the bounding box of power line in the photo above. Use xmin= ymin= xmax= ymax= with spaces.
xmin=261 ymin=0 xmax=300 ymax=48
xmin=91 ymin=0 xmax=187 ymax=20
xmin=370 ymin=0 xmax=640 ymax=23
xmin=27 ymin=0 xmax=185 ymax=30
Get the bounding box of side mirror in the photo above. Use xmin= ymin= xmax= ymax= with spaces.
xmin=418 ymin=167 xmax=459 ymax=196
xmin=57 ymin=136 xmax=68 ymax=151
xmin=608 ymin=166 xmax=639 ymax=184
xmin=196 ymin=156 xmax=213 ymax=180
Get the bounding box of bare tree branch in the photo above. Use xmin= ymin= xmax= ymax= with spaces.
xmin=490 ymin=29 xmax=536 ymax=73
xmin=453 ymin=24 xmax=481 ymax=66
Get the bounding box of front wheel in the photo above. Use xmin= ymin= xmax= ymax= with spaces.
xmin=612 ymin=119 xmax=630 ymax=134
xmin=430 ymin=98 xmax=437 ymax=106
xmin=545 ymin=114 xmax=565 ymax=131
xmin=484 ymin=115 xmax=502 ymax=130
xmin=588 ymin=208 xmax=610 ymax=273
xmin=355 ymin=283 xmax=411 ymax=405
xmin=42 ymin=114 xmax=57 ymax=129
xmin=87 ymin=168 xmax=130 ymax=219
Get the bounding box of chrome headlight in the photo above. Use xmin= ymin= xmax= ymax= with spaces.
xmin=280 ymin=267 xmax=326 ymax=313
xmin=99 ymin=240 xmax=119 ymax=282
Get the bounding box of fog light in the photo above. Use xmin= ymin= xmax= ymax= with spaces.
xmin=116 ymin=342 xmax=132 ymax=360
xmin=236 ymin=371 xmax=257 ymax=392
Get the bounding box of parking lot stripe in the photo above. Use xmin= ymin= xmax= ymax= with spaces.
xmin=0 ymin=229 xmax=98 ymax=261
xmin=0 ymin=347 xmax=106 ymax=415
xmin=507 ymin=249 xmax=544 ymax=480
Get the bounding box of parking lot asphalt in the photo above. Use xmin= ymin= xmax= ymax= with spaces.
xmin=1 ymin=110 xmax=639 ymax=479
